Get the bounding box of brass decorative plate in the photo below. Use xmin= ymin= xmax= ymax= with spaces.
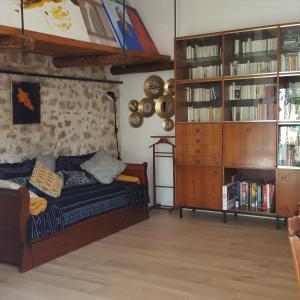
xmin=128 ymin=99 xmax=139 ymax=112
xmin=164 ymin=78 xmax=175 ymax=96
xmin=143 ymin=75 xmax=165 ymax=99
xmin=162 ymin=118 xmax=174 ymax=131
xmin=138 ymin=97 xmax=155 ymax=117
xmin=129 ymin=112 xmax=143 ymax=128
xmin=155 ymin=95 xmax=175 ymax=118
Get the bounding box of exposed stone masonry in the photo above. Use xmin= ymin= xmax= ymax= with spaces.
xmin=0 ymin=53 xmax=120 ymax=162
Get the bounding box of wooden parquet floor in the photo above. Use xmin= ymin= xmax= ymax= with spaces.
xmin=0 ymin=209 xmax=298 ymax=300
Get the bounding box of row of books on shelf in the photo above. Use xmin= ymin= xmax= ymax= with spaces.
xmin=230 ymin=60 xmax=277 ymax=76
xmin=186 ymin=44 xmax=221 ymax=59
xmin=187 ymin=107 xmax=221 ymax=122
xmin=279 ymin=84 xmax=300 ymax=120
xmin=231 ymin=104 xmax=275 ymax=121
xmin=186 ymin=87 xmax=220 ymax=102
xmin=222 ymin=180 xmax=275 ymax=211
xmin=189 ymin=65 xmax=222 ymax=79
xmin=281 ymin=53 xmax=300 ymax=72
xmin=228 ymin=82 xmax=275 ymax=101
xmin=279 ymin=102 xmax=300 ymax=120
xmin=234 ymin=38 xmax=277 ymax=56
xmin=282 ymin=30 xmax=300 ymax=50
xmin=278 ymin=144 xmax=300 ymax=167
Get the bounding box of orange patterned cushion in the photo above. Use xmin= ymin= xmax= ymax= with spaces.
xmin=30 ymin=161 xmax=63 ymax=198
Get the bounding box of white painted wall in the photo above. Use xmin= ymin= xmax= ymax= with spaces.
xmin=120 ymin=0 xmax=300 ymax=204
xmin=119 ymin=70 xmax=175 ymax=206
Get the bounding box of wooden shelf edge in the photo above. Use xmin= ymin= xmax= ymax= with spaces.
xmin=0 ymin=25 xmax=172 ymax=73
xmin=228 ymin=207 xmax=276 ymax=217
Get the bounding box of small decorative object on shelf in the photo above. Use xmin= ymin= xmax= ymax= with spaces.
xmin=129 ymin=112 xmax=143 ymax=128
xmin=143 ymin=75 xmax=165 ymax=99
xmin=128 ymin=99 xmax=139 ymax=112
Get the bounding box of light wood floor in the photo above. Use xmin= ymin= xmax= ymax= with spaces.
xmin=0 ymin=210 xmax=298 ymax=300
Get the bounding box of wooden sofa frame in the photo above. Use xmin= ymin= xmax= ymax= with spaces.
xmin=0 ymin=163 xmax=149 ymax=272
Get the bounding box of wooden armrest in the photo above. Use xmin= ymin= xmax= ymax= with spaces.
xmin=0 ymin=187 xmax=30 ymax=267
xmin=289 ymin=236 xmax=300 ymax=298
xmin=289 ymin=216 xmax=300 ymax=236
xmin=122 ymin=162 xmax=148 ymax=189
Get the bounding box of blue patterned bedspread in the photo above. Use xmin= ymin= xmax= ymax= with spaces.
xmin=28 ymin=181 xmax=149 ymax=241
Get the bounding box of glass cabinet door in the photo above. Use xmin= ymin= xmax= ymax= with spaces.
xmin=280 ymin=24 xmax=300 ymax=73
xmin=224 ymin=27 xmax=278 ymax=77
xmin=176 ymin=82 xmax=222 ymax=122
xmin=175 ymin=35 xmax=222 ymax=81
xmin=279 ymin=76 xmax=300 ymax=121
xmin=224 ymin=77 xmax=276 ymax=121
xmin=278 ymin=125 xmax=300 ymax=167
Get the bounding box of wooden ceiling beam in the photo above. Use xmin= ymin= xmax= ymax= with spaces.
xmin=110 ymin=60 xmax=174 ymax=75
xmin=52 ymin=52 xmax=171 ymax=69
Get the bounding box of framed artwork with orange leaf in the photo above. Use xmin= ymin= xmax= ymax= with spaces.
xmin=12 ymin=82 xmax=41 ymax=124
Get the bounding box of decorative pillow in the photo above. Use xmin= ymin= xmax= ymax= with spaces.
xmin=37 ymin=155 xmax=56 ymax=171
xmin=57 ymin=170 xmax=98 ymax=187
xmin=0 ymin=159 xmax=36 ymax=179
xmin=30 ymin=197 xmax=47 ymax=216
xmin=80 ymin=149 xmax=126 ymax=184
xmin=30 ymin=161 xmax=63 ymax=198
xmin=116 ymin=175 xmax=140 ymax=184
xmin=56 ymin=153 xmax=95 ymax=171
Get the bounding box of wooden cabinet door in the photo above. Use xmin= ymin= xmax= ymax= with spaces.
xmin=276 ymin=170 xmax=300 ymax=217
xmin=176 ymin=123 xmax=222 ymax=167
xmin=176 ymin=166 xmax=222 ymax=209
xmin=223 ymin=123 xmax=276 ymax=169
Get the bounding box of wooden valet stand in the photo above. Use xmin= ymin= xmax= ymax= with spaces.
xmin=149 ymin=136 xmax=175 ymax=210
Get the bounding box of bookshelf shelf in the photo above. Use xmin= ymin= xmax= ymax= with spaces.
xmin=175 ymin=21 xmax=300 ymax=224
xmin=279 ymin=71 xmax=300 ymax=77
xmin=228 ymin=207 xmax=276 ymax=217
xmin=224 ymin=73 xmax=277 ymax=81
xmin=176 ymin=78 xmax=222 ymax=84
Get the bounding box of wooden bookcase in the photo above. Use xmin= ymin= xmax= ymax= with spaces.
xmin=175 ymin=21 xmax=300 ymax=225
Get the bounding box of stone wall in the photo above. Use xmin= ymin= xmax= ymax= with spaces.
xmin=0 ymin=53 xmax=120 ymax=163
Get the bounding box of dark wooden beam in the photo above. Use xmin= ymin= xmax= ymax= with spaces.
xmin=0 ymin=35 xmax=35 ymax=52
xmin=110 ymin=60 xmax=174 ymax=75
xmin=53 ymin=52 xmax=171 ymax=69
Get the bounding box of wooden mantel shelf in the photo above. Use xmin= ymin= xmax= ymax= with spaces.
xmin=0 ymin=25 xmax=173 ymax=74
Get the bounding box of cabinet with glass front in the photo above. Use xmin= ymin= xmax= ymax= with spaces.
xmin=280 ymin=24 xmax=300 ymax=73
xmin=175 ymin=34 xmax=222 ymax=122
xmin=224 ymin=77 xmax=276 ymax=121
xmin=224 ymin=27 xmax=278 ymax=77
xmin=175 ymin=21 xmax=300 ymax=221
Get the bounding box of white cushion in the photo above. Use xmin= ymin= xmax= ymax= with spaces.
xmin=80 ymin=149 xmax=125 ymax=184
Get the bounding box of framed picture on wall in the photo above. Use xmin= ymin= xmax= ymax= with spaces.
xmin=101 ymin=0 xmax=159 ymax=53
xmin=101 ymin=0 xmax=143 ymax=51
xmin=12 ymin=81 xmax=41 ymax=125
xmin=125 ymin=5 xmax=159 ymax=54
xmin=77 ymin=0 xmax=118 ymax=46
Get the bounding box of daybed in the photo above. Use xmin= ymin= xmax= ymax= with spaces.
xmin=0 ymin=155 xmax=149 ymax=272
